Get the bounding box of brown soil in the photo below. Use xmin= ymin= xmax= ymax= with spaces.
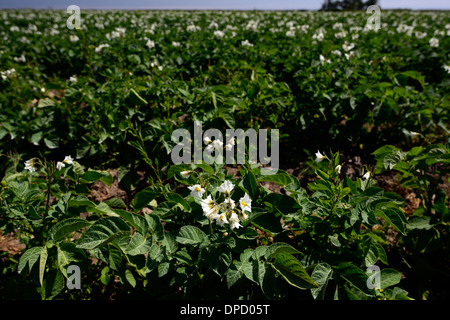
xmin=88 ymin=169 xmax=129 ymax=204
xmin=0 ymin=231 xmax=26 ymax=255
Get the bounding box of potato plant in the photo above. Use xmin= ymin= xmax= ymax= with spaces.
xmin=0 ymin=8 xmax=449 ymax=301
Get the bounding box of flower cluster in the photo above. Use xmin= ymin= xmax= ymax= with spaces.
xmin=23 ymin=155 xmax=74 ymax=173
xmin=1 ymin=68 xmax=16 ymax=80
xmin=188 ymin=180 xmax=252 ymax=230
xmin=24 ymin=158 xmax=38 ymax=173
xmin=56 ymin=155 xmax=74 ymax=170
xmin=203 ymin=136 xmax=235 ymax=152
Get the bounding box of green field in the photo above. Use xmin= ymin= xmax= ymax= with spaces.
xmin=0 ymin=9 xmax=449 ymax=300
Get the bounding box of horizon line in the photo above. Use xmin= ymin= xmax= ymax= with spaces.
xmin=1 ymin=7 xmax=450 ymax=10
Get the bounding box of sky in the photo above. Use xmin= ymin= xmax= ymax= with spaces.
xmin=0 ymin=0 xmax=449 ymax=10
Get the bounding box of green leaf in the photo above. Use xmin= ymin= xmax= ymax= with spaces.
xmin=375 ymin=208 xmax=407 ymax=234
xmin=271 ymin=252 xmax=319 ymax=290
xmin=125 ymin=269 xmax=137 ymax=288
xmin=100 ymin=267 xmax=111 ymax=285
xmin=104 ymin=197 xmax=127 ymax=209
xmin=44 ymin=135 xmax=59 ymax=149
xmin=77 ymin=217 xmax=130 ymax=250
xmin=226 ymin=261 xmax=245 ymax=288
xmin=262 ymin=193 xmax=298 ymax=215
xmin=383 ymin=150 xmax=406 ymax=171
xmin=364 ymin=242 xmax=380 ymax=267
xmin=18 ymin=246 xmax=43 ymax=274
xmin=176 ymin=225 xmax=209 ymax=246
xmin=145 ymin=213 xmax=164 ymax=242
xmin=260 ymin=261 xmax=287 ymax=299
xmin=234 ymin=226 xmax=259 ymax=240
xmin=81 ymin=169 xmax=113 ymax=185
xmin=242 ymin=260 xmax=260 ymax=284
xmin=132 ymin=187 xmax=159 ymax=211
xmin=72 ymin=161 xmax=85 ymax=177
xmin=39 ymin=246 xmax=48 ymax=286
xmin=114 ymin=209 xmax=148 ymax=234
xmin=40 ymin=270 xmax=65 ymax=300
xmin=207 ymin=246 xmax=232 ymax=277
xmin=195 ymin=163 xmax=215 ymax=174
xmin=265 ymin=242 xmax=301 ymax=259
xmin=48 ymin=218 xmax=92 ymax=241
xmin=174 ymin=250 xmax=193 ymax=265
xmin=316 ymin=169 xmax=329 ymax=181
xmin=163 ymin=232 xmax=178 ymax=255
xmin=335 ymin=262 xmax=371 ymax=295
xmin=165 ymin=193 xmax=191 ymax=212
xmin=310 ymin=263 xmax=333 ymax=300
xmin=57 ymin=243 xmax=85 ymax=277
xmin=218 ymin=109 xmax=235 ymax=128
xmin=125 ymin=232 xmax=152 ymax=256
xmin=257 ymin=171 xmax=293 ymax=187
xmin=242 ymin=171 xmax=259 ymax=199
xmin=38 ymin=98 xmax=55 ymax=108
xmin=406 ymin=216 xmax=434 ymax=230
xmin=108 ymin=245 xmax=123 ymax=270
xmin=89 ymin=202 xmax=119 ymax=217
xmin=158 ymin=262 xmax=171 ymax=278
xmin=328 ymin=234 xmax=341 ymax=247
xmin=380 ymin=268 xmax=402 ymax=290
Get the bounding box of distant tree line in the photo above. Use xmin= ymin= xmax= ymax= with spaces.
xmin=321 ymin=0 xmax=379 ymax=10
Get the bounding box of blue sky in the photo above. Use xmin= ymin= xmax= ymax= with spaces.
xmin=0 ymin=0 xmax=449 ymax=10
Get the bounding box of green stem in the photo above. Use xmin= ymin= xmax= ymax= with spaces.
xmin=45 ymin=166 xmax=53 ymax=217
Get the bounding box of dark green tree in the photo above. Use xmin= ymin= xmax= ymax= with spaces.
xmin=321 ymin=0 xmax=378 ymax=11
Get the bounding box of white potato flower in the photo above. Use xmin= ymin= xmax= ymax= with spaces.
xmin=216 ymin=213 xmax=229 ymax=226
xmin=63 ymin=155 xmax=74 ymax=165
xmin=217 ymin=180 xmax=234 ymax=195
xmin=188 ymin=184 xmax=205 ymax=198
xmin=180 ymin=170 xmax=191 ymax=179
xmin=342 ymin=41 xmax=355 ymax=52
xmin=286 ymin=30 xmax=296 ymax=37
xmin=212 ymin=139 xmax=223 ymax=150
xmin=203 ymin=136 xmax=212 ymax=145
xmin=229 ymin=212 xmax=242 ymax=230
xmin=24 ymin=158 xmax=37 ymax=172
xmin=223 ymin=198 xmax=235 ymax=211
xmin=443 ymin=65 xmax=450 ymax=74
xmin=315 ymin=151 xmax=326 ymax=162
xmin=331 ymin=50 xmax=342 ymax=56
xmin=146 ymin=39 xmax=155 ymax=48
xmin=429 ymin=37 xmax=439 ymax=48
xmin=320 ymin=55 xmax=331 ymax=65
xmin=56 ymin=161 xmax=65 ymax=170
xmin=214 ymin=30 xmax=224 ymax=38
xmin=241 ymin=39 xmax=253 ymax=47
xmin=312 ymin=31 xmax=324 ymax=41
xmin=95 ymin=44 xmax=110 ymax=53
xmin=239 ymin=193 xmax=252 ymax=213
xmin=415 ymin=31 xmax=427 ymax=39
xmin=201 ymin=195 xmax=220 ymax=220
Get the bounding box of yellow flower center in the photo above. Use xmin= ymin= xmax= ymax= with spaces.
xmin=242 ymin=201 xmax=247 ymax=207
xmin=196 ymin=187 xmax=200 ymax=192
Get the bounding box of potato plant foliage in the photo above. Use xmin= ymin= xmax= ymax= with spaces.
xmin=0 ymin=9 xmax=449 ymax=300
